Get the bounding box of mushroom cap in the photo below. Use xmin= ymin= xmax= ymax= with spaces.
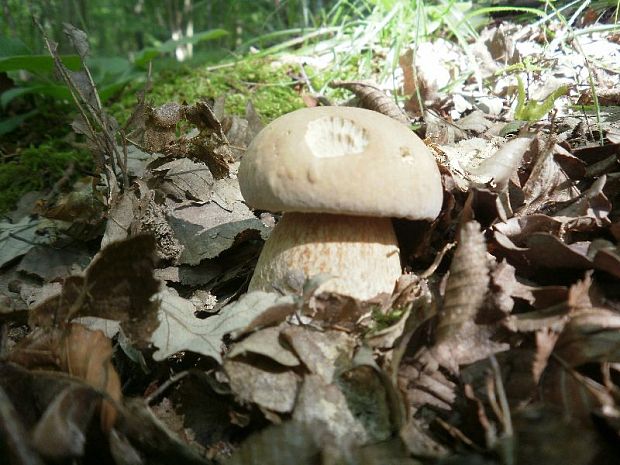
xmin=238 ymin=106 xmax=443 ymax=220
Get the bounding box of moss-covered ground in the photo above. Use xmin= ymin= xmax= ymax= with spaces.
xmin=0 ymin=57 xmax=315 ymax=214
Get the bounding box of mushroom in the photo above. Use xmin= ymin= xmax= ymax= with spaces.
xmin=238 ymin=106 xmax=443 ymax=300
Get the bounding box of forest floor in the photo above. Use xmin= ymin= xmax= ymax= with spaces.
xmin=2 ymin=8 xmax=620 ymax=465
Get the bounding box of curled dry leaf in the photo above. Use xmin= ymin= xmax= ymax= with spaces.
xmin=329 ymin=80 xmax=410 ymax=125
xmin=399 ymin=222 xmax=508 ymax=416
xmin=518 ymin=141 xmax=581 ymax=216
xmin=436 ymin=221 xmax=490 ymax=348
xmin=555 ymin=307 xmax=620 ymax=366
xmin=31 ymin=385 xmax=100 ymax=460
xmin=469 ymin=134 xmax=534 ymax=189
xmin=0 ymin=383 xmax=45 ymax=465
xmin=227 ymin=325 xmax=300 ymax=367
xmin=29 ymin=235 xmax=160 ymax=347
xmin=9 ymin=324 xmax=122 ymax=432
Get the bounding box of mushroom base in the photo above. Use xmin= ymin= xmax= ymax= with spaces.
xmin=248 ymin=212 xmax=402 ymax=300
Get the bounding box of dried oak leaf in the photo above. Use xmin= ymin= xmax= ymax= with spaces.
xmin=168 ymin=177 xmax=270 ymax=264
xmin=329 ymin=80 xmax=410 ymax=125
xmin=223 ymin=357 xmax=299 ymax=413
xmin=29 ymin=235 xmax=160 ymax=347
xmin=17 ymin=242 xmax=91 ymax=282
xmin=227 ymin=324 xmax=300 ymax=367
xmin=552 ymin=175 xmax=611 ymax=231
xmin=9 ymin=324 xmax=122 ymax=432
xmin=292 ymin=351 xmax=396 ymax=447
xmin=151 ymin=157 xmax=215 ymax=204
xmin=491 ymin=212 xmax=610 ymax=274
xmin=151 ymin=289 xmax=295 ymax=362
xmin=0 ymin=216 xmax=52 ymax=269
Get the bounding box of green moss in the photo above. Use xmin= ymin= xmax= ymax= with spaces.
xmin=370 ymin=306 xmax=407 ymax=332
xmin=0 ymin=141 xmax=90 ymax=214
xmin=111 ymin=58 xmax=307 ymax=124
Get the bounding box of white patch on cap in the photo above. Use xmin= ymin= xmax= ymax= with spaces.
xmin=305 ymin=116 xmax=369 ymax=158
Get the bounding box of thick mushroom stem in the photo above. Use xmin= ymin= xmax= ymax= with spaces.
xmin=249 ymin=212 xmax=402 ymax=300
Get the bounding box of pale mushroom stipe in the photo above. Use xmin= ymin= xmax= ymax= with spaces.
xmin=238 ymin=106 xmax=443 ymax=300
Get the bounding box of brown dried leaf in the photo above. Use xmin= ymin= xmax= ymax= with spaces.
xmin=281 ymin=326 xmax=356 ymax=383
xmin=185 ymin=100 xmax=235 ymax=178
xmin=17 ymin=243 xmax=91 ymax=282
xmin=42 ymin=182 xmax=106 ymax=227
xmin=227 ymin=325 xmax=300 ymax=367
xmin=29 ymin=235 xmax=160 ymax=347
xmin=226 ymin=421 xmax=321 ymax=465
xmin=0 ymin=383 xmax=45 ymax=465
xmin=63 ymin=23 xmax=90 ymax=60
xmin=552 ymin=175 xmax=611 ymax=231
xmin=101 ymin=189 xmax=140 ymax=246
xmin=31 ymin=385 xmax=99 ymax=459
xmin=424 ymin=109 xmax=468 ymax=144
xmin=399 ymin=42 xmax=456 ymax=115
xmin=436 ymin=221 xmax=489 ymax=345
xmin=593 ymin=248 xmax=620 ymax=279
xmin=399 ymin=224 xmax=510 ymax=416
xmin=524 ymin=234 xmax=593 ymax=269
xmin=151 ymin=158 xmax=215 ymax=203
xmin=555 ymin=307 xmax=620 ymax=366
xmin=119 ymin=399 xmax=212 ymax=465
xmin=329 ymin=80 xmax=410 ymax=125
xmin=305 ymin=293 xmax=372 ymax=331
xmin=166 ymin=176 xmax=270 ymax=264
xmin=143 ymin=103 xmax=182 ymax=152
xmin=513 ymin=404 xmax=602 ymax=464
xmin=292 ymin=374 xmax=371 ymax=444
xmin=454 ymin=110 xmax=495 ymax=134
xmin=533 ymin=329 xmax=561 ymax=383
xmin=398 ymin=350 xmax=457 ymax=411
xmin=223 ymin=357 xmax=299 ymax=413
xmin=10 ymin=324 xmax=121 ymax=432
xmin=518 ymin=141 xmax=581 ymax=216
xmin=486 ymin=260 xmax=533 ymax=317
xmin=151 ymin=289 xmax=294 ymax=362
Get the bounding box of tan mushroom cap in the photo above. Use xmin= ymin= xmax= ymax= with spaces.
xmin=238 ymin=106 xmax=443 ymax=220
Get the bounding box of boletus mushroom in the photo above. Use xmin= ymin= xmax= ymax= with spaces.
xmin=238 ymin=106 xmax=442 ymax=300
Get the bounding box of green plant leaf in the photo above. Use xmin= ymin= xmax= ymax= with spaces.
xmin=0 ymin=37 xmax=31 ymax=57
xmin=0 ymin=109 xmax=38 ymax=136
xmin=514 ymin=76 xmax=569 ymax=122
xmin=0 ymin=54 xmax=81 ymax=73
xmin=133 ymin=48 xmax=160 ymax=68
xmin=155 ymin=28 xmax=229 ymax=53
xmin=1 ymin=84 xmax=72 ymax=107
